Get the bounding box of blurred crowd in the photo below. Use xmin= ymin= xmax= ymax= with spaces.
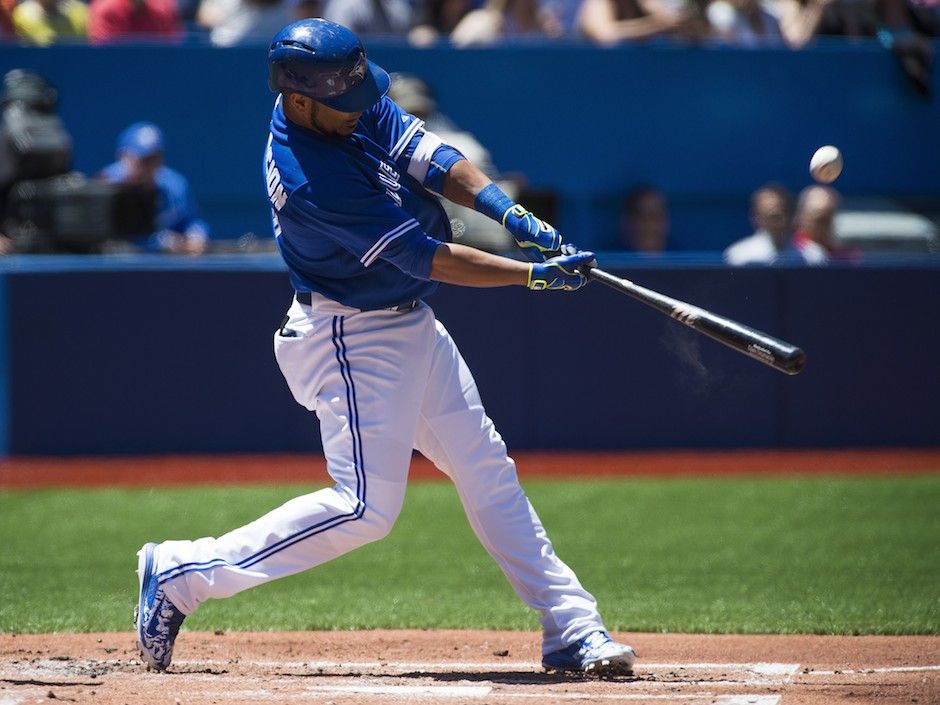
xmin=0 ymin=0 xmax=937 ymax=53
xmin=0 ymin=62 xmax=936 ymax=259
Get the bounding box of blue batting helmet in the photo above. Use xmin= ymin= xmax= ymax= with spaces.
xmin=268 ymin=19 xmax=390 ymax=113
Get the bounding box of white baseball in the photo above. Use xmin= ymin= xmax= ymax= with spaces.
xmin=810 ymin=145 xmax=843 ymax=184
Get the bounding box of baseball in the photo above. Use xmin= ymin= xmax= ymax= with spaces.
xmin=810 ymin=145 xmax=843 ymax=183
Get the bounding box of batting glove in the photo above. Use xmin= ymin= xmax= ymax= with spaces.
xmin=502 ymin=205 xmax=563 ymax=261
xmin=527 ymin=251 xmax=596 ymax=291
xmin=473 ymin=184 xmax=563 ymax=262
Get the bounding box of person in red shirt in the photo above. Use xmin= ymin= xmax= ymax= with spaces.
xmin=792 ymin=185 xmax=860 ymax=263
xmin=88 ymin=0 xmax=182 ymax=43
xmin=0 ymin=0 xmax=17 ymax=36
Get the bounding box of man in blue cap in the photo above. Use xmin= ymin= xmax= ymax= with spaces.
xmin=134 ymin=19 xmax=636 ymax=678
xmin=101 ymin=121 xmax=209 ymax=255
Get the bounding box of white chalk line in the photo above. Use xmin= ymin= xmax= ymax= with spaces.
xmin=172 ymin=658 xmax=799 ymax=686
xmin=195 ymin=684 xmax=781 ymax=703
xmin=803 ymin=664 xmax=940 ymax=675
xmin=174 ymin=658 xmax=799 ymax=674
xmin=171 ymin=659 xmax=797 ymax=687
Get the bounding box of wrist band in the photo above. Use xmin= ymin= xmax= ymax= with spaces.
xmin=473 ymin=183 xmax=515 ymax=223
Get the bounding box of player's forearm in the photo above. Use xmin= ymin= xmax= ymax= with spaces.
xmin=441 ymin=159 xmax=492 ymax=209
xmin=429 ymin=242 xmax=529 ymax=287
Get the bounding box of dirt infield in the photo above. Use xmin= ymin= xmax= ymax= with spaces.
xmin=2 ymin=449 xmax=939 ymax=488
xmin=1 ymin=631 xmax=937 ymax=705
xmin=2 ymin=453 xmax=937 ymax=704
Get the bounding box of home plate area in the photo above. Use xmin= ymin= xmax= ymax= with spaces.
xmin=1 ymin=631 xmax=937 ymax=705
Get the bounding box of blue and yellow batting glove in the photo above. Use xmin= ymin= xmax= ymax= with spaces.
xmin=527 ymin=251 xmax=596 ymax=291
xmin=501 ymin=204 xmax=562 ymax=260
xmin=473 ymin=183 xmax=562 ymax=262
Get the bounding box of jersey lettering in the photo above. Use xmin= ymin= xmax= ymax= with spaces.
xmin=378 ymin=161 xmax=402 ymax=207
xmin=266 ymin=139 xmax=288 ymax=212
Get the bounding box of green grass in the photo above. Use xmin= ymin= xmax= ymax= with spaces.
xmin=1 ymin=476 xmax=938 ymax=634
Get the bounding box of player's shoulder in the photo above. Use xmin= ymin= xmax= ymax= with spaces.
xmin=362 ymin=96 xmax=422 ymax=142
xmin=269 ymin=135 xmax=373 ymax=214
xmin=155 ymin=165 xmax=189 ymax=192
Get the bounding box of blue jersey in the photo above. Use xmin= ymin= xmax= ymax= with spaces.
xmin=101 ymin=162 xmax=209 ymax=249
xmin=264 ymin=96 xmax=463 ymax=311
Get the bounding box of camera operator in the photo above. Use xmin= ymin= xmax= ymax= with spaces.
xmin=0 ymin=68 xmax=72 ymax=253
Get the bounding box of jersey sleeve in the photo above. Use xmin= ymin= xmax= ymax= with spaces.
xmin=285 ymin=177 xmax=443 ymax=280
xmin=164 ymin=171 xmax=210 ymax=240
xmin=366 ymin=96 xmax=466 ymax=194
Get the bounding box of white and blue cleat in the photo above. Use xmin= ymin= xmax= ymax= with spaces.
xmin=134 ymin=542 xmax=185 ymax=671
xmin=542 ymin=630 xmax=636 ymax=676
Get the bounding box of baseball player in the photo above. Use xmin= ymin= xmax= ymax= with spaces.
xmin=135 ymin=18 xmax=636 ymax=677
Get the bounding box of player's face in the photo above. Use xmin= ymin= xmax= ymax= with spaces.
xmin=120 ymin=151 xmax=163 ymax=185
xmin=286 ymin=94 xmax=362 ymax=138
xmin=311 ymin=102 xmax=363 ymax=138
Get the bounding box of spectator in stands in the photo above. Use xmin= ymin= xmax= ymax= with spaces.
xmin=288 ymin=0 xmax=323 ymax=21
xmin=197 ymin=0 xmax=291 ymax=45
xmin=908 ymin=0 xmax=939 ymax=37
xmin=876 ymin=0 xmax=935 ymax=96
xmin=100 ymin=122 xmax=208 ymax=256
xmin=450 ymin=0 xmax=563 ymax=46
xmin=12 ymin=0 xmax=88 ymax=44
xmin=777 ymin=0 xmax=933 ymax=96
xmin=619 ymin=185 xmax=669 ymax=252
xmin=577 ymin=0 xmax=688 ymax=44
xmin=724 ymin=183 xmax=827 ymax=265
xmin=322 ymin=0 xmax=413 ymax=36
xmin=705 ymin=0 xmax=787 ymax=46
xmin=408 ymin=0 xmax=473 ymax=45
xmin=775 ymin=0 xmax=834 ymax=46
xmin=12 ymin=0 xmax=88 ymax=46
xmin=792 ymin=184 xmax=858 ymax=262
xmin=88 ymin=0 xmax=182 ymax=43
xmin=1 ymin=0 xmax=15 ymax=37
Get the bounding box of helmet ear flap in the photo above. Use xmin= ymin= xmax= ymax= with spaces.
xmin=267 ymin=64 xmax=283 ymax=94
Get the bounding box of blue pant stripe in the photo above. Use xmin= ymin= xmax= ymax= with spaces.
xmin=338 ymin=316 xmax=366 ymax=507
xmin=157 ymin=558 xmax=229 ymax=584
xmin=156 ymin=315 xmax=367 ymax=585
xmin=233 ymin=315 xmax=366 ymax=568
xmin=332 ymin=315 xmax=363 ymax=510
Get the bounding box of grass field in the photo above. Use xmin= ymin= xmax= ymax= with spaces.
xmin=1 ymin=475 xmax=938 ymax=635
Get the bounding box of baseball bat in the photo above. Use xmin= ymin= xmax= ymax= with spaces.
xmin=582 ymin=265 xmax=806 ymax=375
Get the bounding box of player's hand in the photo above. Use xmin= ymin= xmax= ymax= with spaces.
xmin=502 ymin=205 xmax=563 ymax=261
xmin=527 ymin=251 xmax=596 ymax=291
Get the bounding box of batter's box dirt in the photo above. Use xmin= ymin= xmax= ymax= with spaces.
xmin=1 ymin=631 xmax=937 ymax=705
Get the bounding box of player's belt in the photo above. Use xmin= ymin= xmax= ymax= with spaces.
xmin=295 ymin=291 xmax=419 ymax=313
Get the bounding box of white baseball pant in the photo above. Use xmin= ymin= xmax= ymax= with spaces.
xmin=154 ymin=294 xmax=606 ymax=653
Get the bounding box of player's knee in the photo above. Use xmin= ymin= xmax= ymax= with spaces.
xmin=355 ymin=498 xmax=403 ymax=543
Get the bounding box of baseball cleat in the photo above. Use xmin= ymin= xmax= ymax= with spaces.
xmin=542 ymin=630 xmax=636 ymax=676
xmin=134 ymin=542 xmax=185 ymax=671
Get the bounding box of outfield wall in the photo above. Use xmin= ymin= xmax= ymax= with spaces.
xmin=2 ymin=41 xmax=939 ymax=250
xmin=1 ymin=256 xmax=937 ymax=455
